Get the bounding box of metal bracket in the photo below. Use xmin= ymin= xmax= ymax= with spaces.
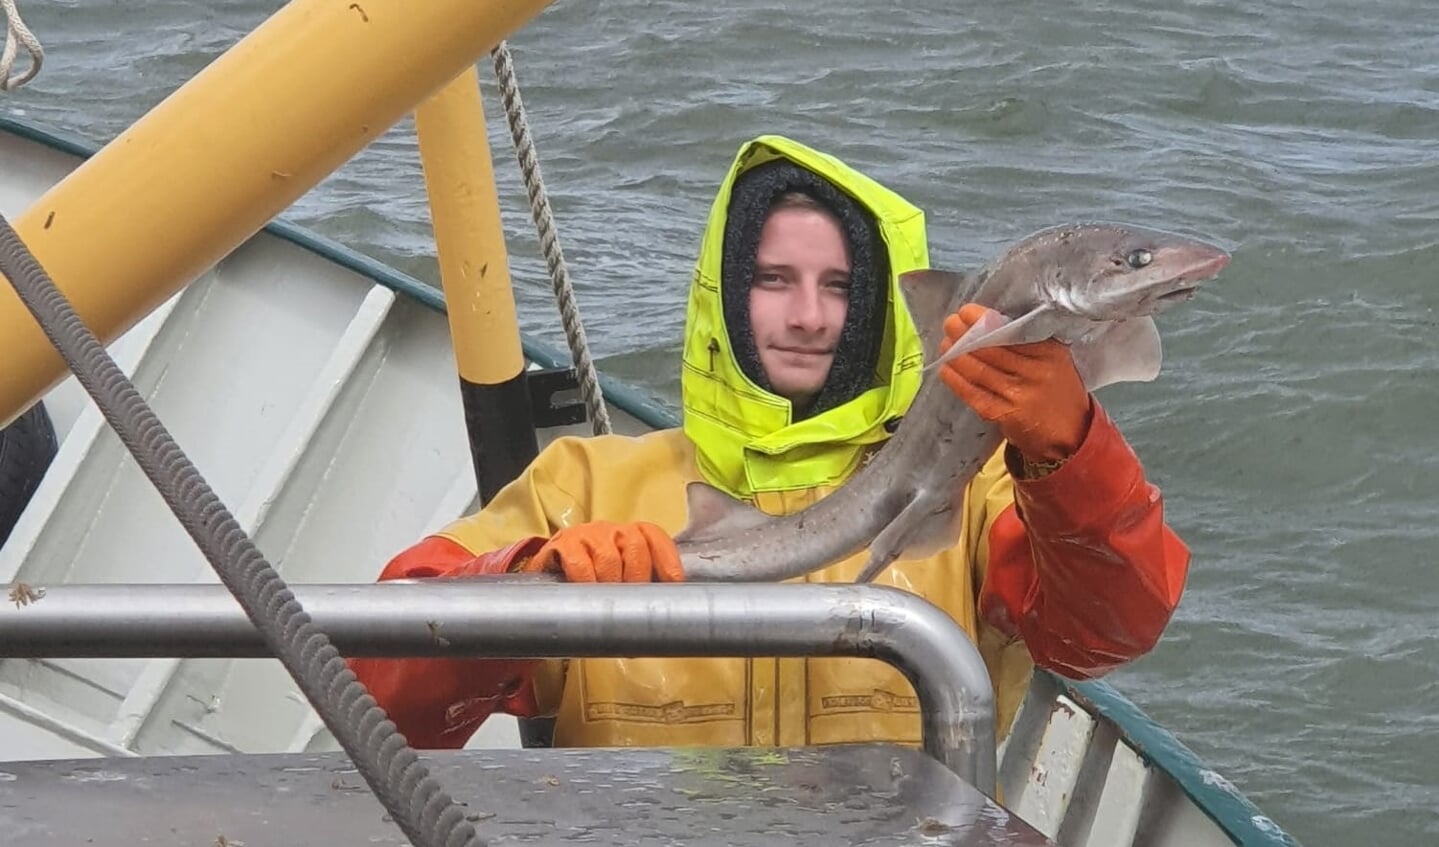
xmin=527 ymin=366 xmax=587 ymax=428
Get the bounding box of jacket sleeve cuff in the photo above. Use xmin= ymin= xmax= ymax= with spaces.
xmin=377 ymin=534 xmax=547 ymax=580
xmin=1005 ymin=401 xmax=1147 ymax=531
xmin=453 ymin=536 xmax=547 ymax=577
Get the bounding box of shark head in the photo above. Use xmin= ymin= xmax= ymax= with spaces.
xmin=909 ymin=222 xmax=1233 ymax=387
xmin=1025 ymin=223 xmax=1231 ymax=321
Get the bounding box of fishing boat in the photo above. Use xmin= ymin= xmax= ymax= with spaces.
xmin=0 ymin=2 xmax=1300 ymax=844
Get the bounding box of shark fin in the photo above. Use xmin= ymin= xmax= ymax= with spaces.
xmin=674 ymin=481 xmax=772 ymax=545
xmin=922 ymin=304 xmax=1060 ymax=372
xmin=1068 ymin=316 xmax=1163 ymax=390
xmin=855 ymin=492 xmax=964 ymax=583
xmin=897 ymin=269 xmax=977 ymax=366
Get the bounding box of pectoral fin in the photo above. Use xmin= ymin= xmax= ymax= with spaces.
xmin=1069 ymin=316 xmax=1163 ymax=390
xmin=922 ymin=304 xmax=1059 ymax=372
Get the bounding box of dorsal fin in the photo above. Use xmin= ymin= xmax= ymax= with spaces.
xmin=673 ymin=481 xmax=773 ymax=545
xmin=897 ymin=269 xmax=976 ymax=366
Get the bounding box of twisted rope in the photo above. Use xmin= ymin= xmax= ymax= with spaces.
xmin=0 ymin=215 xmax=485 ymax=847
xmin=491 ymin=41 xmax=613 ymax=436
xmin=1 ymin=0 xmax=43 ymax=91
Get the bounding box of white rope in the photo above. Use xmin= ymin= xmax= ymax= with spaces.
xmin=490 ymin=41 xmax=613 ymax=437
xmin=1 ymin=0 xmax=43 ymax=92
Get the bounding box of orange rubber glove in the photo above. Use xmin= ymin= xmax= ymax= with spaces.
xmin=519 ymin=521 xmax=685 ymax=583
xmin=937 ymin=303 xmax=1094 ymax=464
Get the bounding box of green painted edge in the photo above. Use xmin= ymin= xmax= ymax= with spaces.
xmin=0 ymin=115 xmax=682 ymax=432
xmin=1052 ymin=673 xmax=1302 ymax=846
xmin=4 ymin=114 xmax=1298 ymax=846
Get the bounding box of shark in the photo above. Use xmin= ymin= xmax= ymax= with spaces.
xmin=675 ymin=222 xmax=1231 ymax=584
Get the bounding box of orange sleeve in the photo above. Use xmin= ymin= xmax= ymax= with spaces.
xmin=978 ymin=402 xmax=1190 ymax=680
xmin=346 ymin=535 xmax=547 ymax=749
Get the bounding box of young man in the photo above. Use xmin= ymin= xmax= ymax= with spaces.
xmin=349 ymin=135 xmax=1189 ymax=751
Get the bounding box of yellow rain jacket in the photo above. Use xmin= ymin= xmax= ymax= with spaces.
xmin=350 ymin=135 xmax=1189 ymax=753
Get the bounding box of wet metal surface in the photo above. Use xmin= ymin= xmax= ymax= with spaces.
xmin=0 ymin=581 xmax=997 ymax=793
xmin=0 ymin=744 xmax=1053 ymax=845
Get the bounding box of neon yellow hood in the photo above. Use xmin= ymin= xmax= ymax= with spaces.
xmin=681 ymin=135 xmax=930 ymax=499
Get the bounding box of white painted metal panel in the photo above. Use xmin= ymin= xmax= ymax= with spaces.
xmin=1081 ymin=735 xmax=1148 ymax=846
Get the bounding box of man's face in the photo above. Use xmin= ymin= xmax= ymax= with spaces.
xmin=747 ymin=207 xmax=852 ymax=410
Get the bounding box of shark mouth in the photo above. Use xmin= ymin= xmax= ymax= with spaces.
xmin=1157 ymin=286 xmax=1200 ymax=303
xmin=1155 ymin=252 xmax=1230 ymax=305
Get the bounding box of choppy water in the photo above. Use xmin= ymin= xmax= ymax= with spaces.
xmin=5 ymin=1 xmax=1437 ymax=843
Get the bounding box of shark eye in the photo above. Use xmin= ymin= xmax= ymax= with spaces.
xmin=1125 ymin=249 xmax=1153 ymax=269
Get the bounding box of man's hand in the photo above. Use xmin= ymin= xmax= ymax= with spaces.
xmin=519 ymin=521 xmax=685 ymax=583
xmin=937 ymin=304 xmax=1094 ymax=463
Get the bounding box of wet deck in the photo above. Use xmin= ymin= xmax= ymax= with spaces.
xmin=1 ymin=744 xmax=1052 ymax=845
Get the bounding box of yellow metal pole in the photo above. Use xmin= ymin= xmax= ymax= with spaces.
xmin=0 ymin=0 xmax=554 ymax=427
xmin=413 ymin=67 xmax=538 ymax=504
xmin=415 ymin=67 xmax=526 ymax=388
xmin=415 ymin=72 xmax=567 ymax=753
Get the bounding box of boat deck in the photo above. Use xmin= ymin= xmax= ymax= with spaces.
xmin=1 ymin=744 xmax=1052 ymax=845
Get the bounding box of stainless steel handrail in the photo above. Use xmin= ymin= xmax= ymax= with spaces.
xmin=0 ymin=579 xmax=996 ymax=795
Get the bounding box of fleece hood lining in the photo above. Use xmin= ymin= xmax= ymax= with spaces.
xmin=719 ymin=159 xmax=890 ymax=420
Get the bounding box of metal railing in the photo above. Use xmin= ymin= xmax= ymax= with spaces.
xmin=0 ymin=579 xmax=996 ymax=795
